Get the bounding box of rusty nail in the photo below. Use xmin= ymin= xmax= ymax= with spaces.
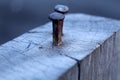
xmin=49 ymin=12 xmax=65 ymax=46
xmin=54 ymin=5 xmax=69 ymax=35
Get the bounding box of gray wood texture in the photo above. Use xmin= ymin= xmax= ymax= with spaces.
xmin=0 ymin=13 xmax=120 ymax=80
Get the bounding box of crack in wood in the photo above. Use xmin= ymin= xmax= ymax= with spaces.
xmin=26 ymin=41 xmax=32 ymax=49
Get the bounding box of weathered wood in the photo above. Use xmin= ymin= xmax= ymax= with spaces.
xmin=0 ymin=13 xmax=120 ymax=80
xmin=115 ymin=30 xmax=120 ymax=80
xmin=0 ymin=45 xmax=77 ymax=80
xmin=80 ymin=34 xmax=117 ymax=80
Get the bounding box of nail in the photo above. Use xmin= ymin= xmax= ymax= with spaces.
xmin=54 ymin=5 xmax=69 ymax=35
xmin=49 ymin=12 xmax=65 ymax=46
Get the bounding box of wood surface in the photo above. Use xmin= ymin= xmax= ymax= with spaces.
xmin=0 ymin=14 xmax=120 ymax=80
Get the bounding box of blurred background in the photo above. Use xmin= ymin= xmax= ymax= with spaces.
xmin=0 ymin=0 xmax=120 ymax=45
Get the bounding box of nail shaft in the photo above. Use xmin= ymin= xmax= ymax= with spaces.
xmin=52 ymin=20 xmax=63 ymax=45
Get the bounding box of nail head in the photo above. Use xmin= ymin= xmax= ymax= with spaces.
xmin=49 ymin=12 xmax=65 ymax=20
xmin=54 ymin=4 xmax=69 ymax=14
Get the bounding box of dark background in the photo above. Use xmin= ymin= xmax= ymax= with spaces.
xmin=0 ymin=0 xmax=120 ymax=45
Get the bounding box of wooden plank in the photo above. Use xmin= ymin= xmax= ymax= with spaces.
xmin=0 ymin=13 xmax=120 ymax=80
xmin=80 ymin=34 xmax=118 ymax=80
xmin=115 ymin=30 xmax=120 ymax=80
